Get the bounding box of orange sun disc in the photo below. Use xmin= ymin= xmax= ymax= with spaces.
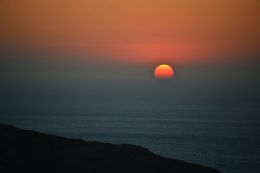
xmin=154 ymin=64 xmax=174 ymax=79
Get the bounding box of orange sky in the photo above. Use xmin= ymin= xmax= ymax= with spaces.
xmin=1 ymin=0 xmax=259 ymax=65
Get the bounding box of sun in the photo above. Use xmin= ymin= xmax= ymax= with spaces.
xmin=154 ymin=64 xmax=174 ymax=79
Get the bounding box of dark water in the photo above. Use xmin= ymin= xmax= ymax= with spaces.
xmin=0 ymin=80 xmax=260 ymax=173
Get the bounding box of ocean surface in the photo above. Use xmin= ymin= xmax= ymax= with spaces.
xmin=0 ymin=80 xmax=260 ymax=173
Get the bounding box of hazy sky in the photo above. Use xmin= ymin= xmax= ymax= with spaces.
xmin=0 ymin=0 xmax=259 ymax=84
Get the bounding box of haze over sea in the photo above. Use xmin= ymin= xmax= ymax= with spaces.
xmin=1 ymin=1 xmax=259 ymax=173
xmin=1 ymin=79 xmax=259 ymax=173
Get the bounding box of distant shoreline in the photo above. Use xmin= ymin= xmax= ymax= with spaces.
xmin=0 ymin=123 xmax=220 ymax=173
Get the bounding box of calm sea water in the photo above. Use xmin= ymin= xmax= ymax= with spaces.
xmin=1 ymin=80 xmax=260 ymax=173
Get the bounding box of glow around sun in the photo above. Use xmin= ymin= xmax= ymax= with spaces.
xmin=154 ymin=64 xmax=174 ymax=79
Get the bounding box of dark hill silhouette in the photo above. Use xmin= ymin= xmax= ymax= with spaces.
xmin=0 ymin=123 xmax=220 ymax=173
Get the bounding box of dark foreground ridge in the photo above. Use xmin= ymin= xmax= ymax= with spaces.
xmin=0 ymin=123 xmax=220 ymax=173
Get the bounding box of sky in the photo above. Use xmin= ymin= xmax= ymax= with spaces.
xmin=0 ymin=0 xmax=259 ymax=83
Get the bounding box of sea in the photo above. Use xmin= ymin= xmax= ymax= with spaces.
xmin=0 ymin=80 xmax=259 ymax=173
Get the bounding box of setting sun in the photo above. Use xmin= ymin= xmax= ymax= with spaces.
xmin=154 ymin=64 xmax=174 ymax=79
